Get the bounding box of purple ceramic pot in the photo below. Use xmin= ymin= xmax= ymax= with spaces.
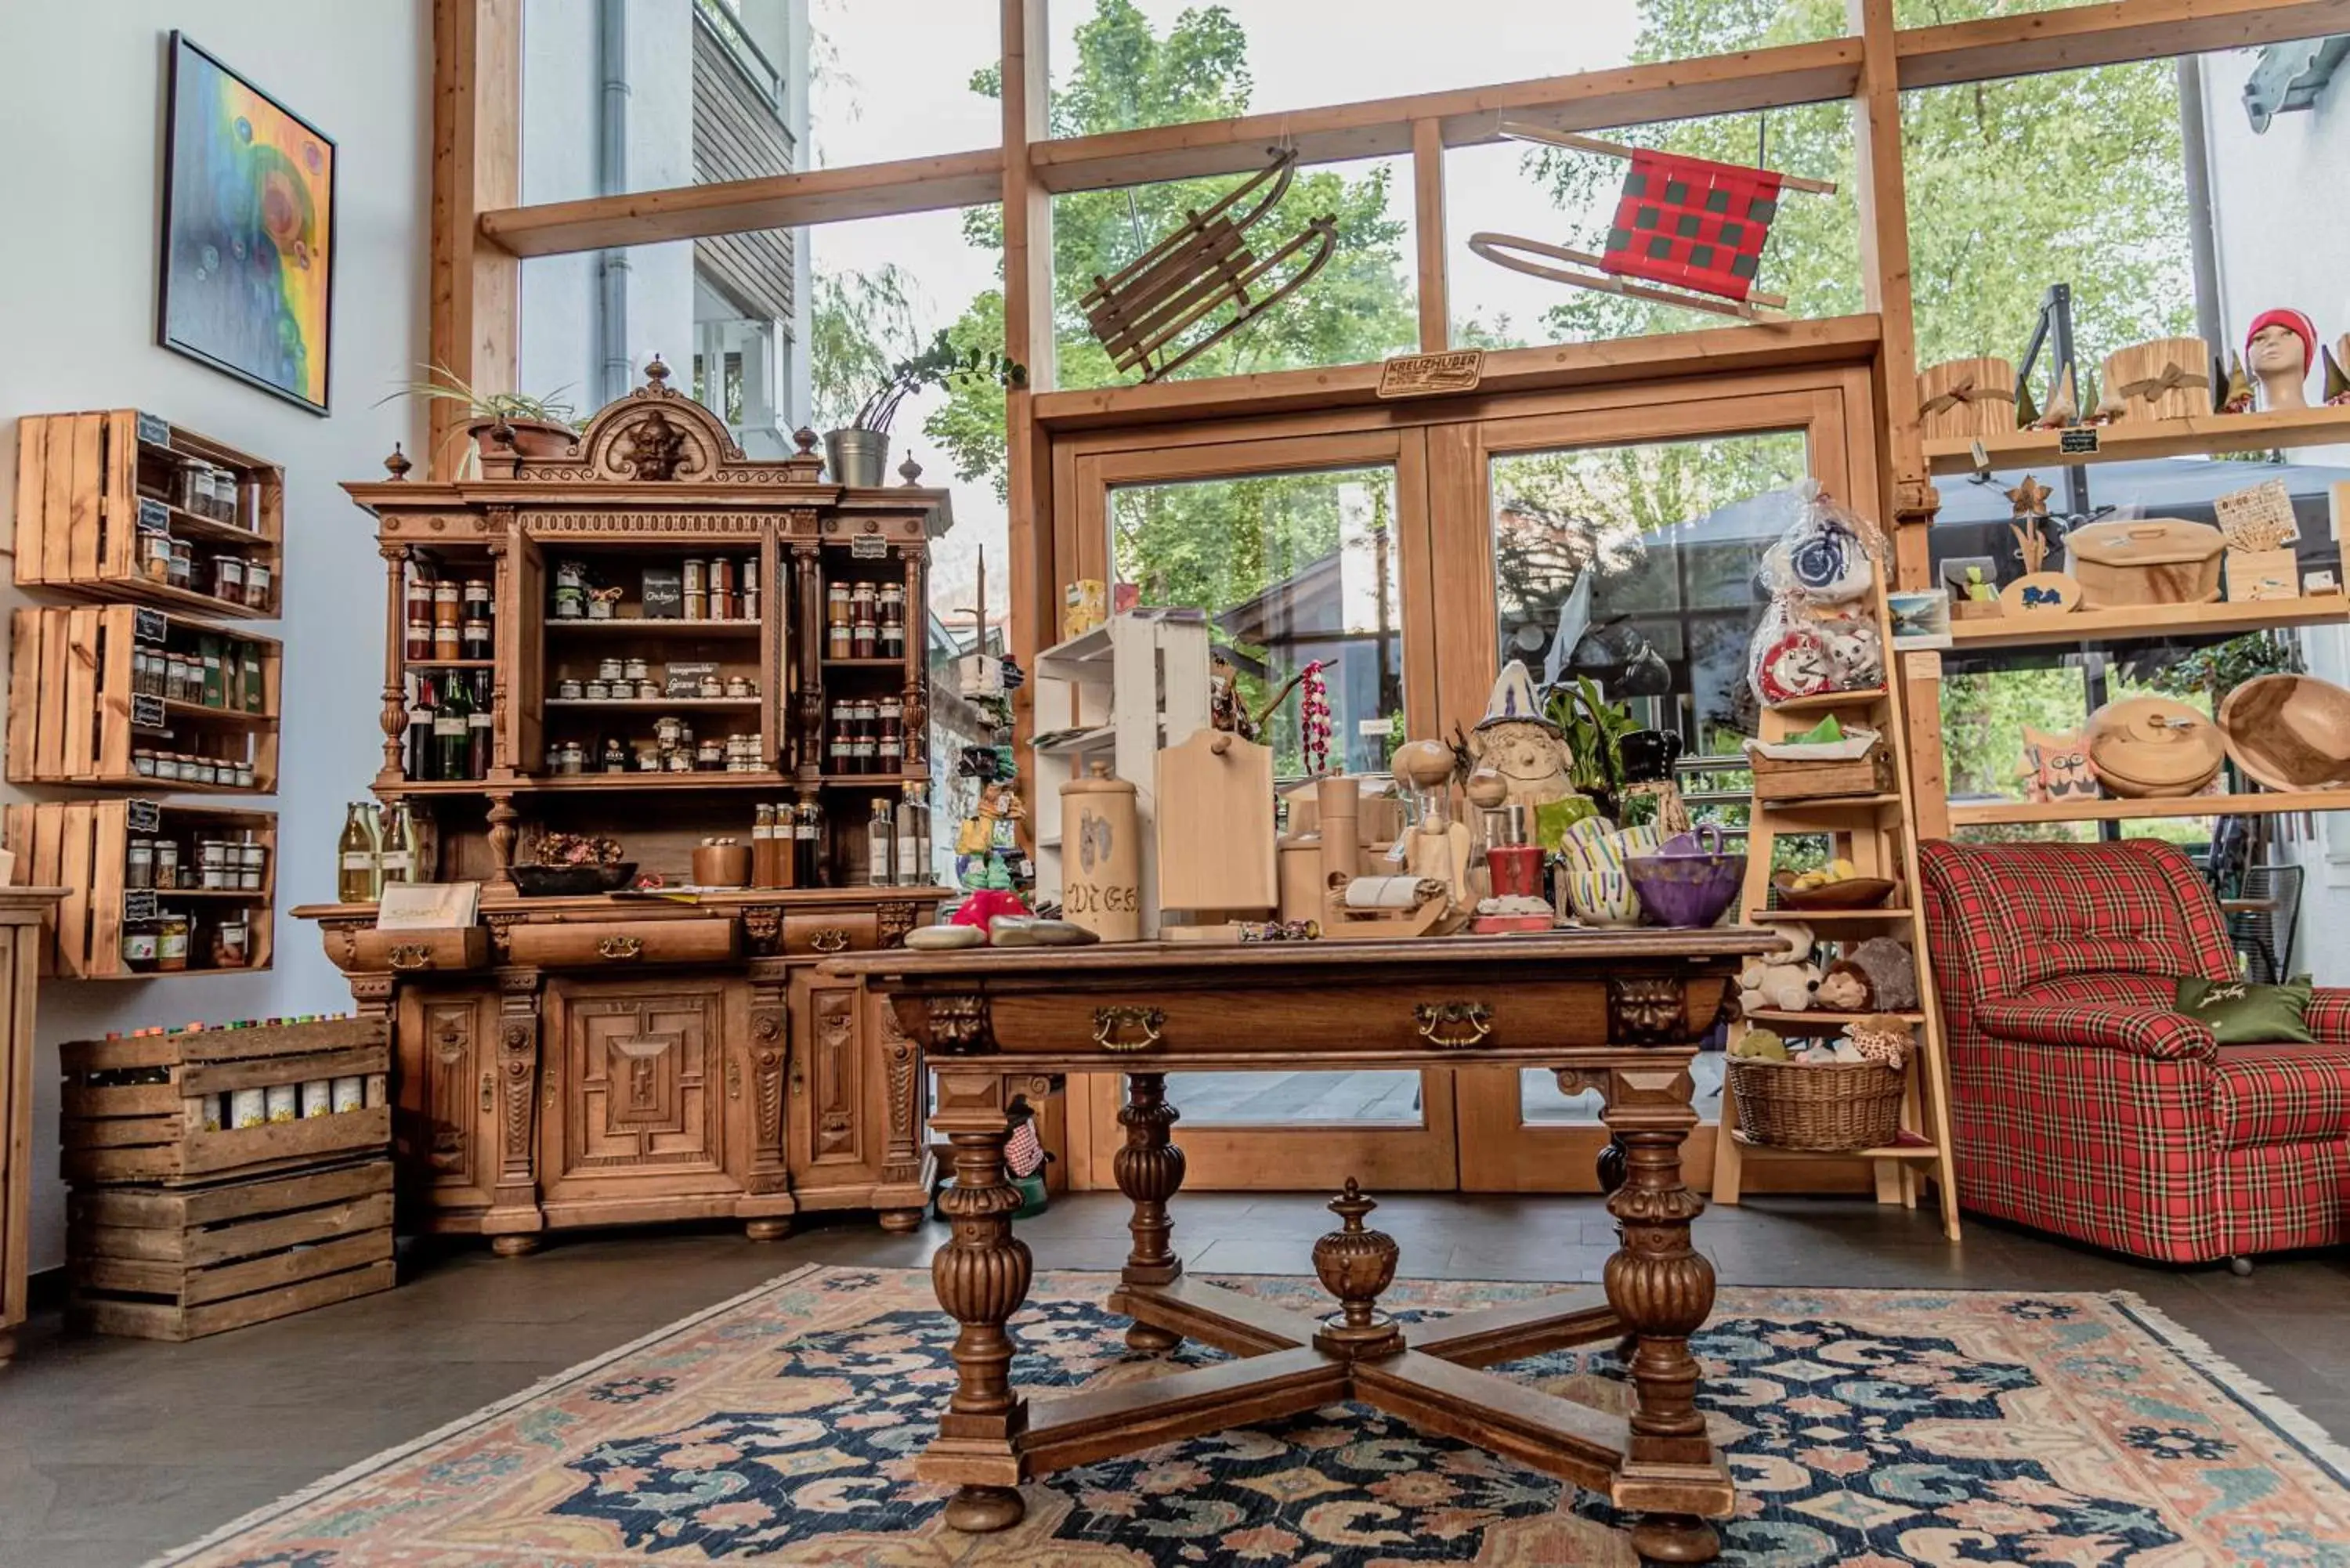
xmin=1625 ymin=825 xmax=1746 ymax=927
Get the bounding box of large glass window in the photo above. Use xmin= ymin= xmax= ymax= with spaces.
xmin=1110 ymin=466 xmax=1406 ymax=777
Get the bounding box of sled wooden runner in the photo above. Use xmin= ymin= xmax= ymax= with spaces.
xmin=830 ymin=927 xmax=1782 ymax=1566
xmin=1079 ymin=148 xmax=1339 ymax=382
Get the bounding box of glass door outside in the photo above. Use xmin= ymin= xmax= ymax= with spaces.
xmin=1434 ymin=376 xmax=1881 ymax=1193
xmin=1064 ymin=430 xmax=1460 ymax=1190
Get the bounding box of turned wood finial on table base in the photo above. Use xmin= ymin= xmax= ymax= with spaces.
xmin=1312 ymin=1179 xmax=1403 ymax=1359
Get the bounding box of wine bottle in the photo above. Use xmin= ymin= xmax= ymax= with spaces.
xmin=336 ymin=804 xmax=374 ymax=903
xmin=866 ymin=799 xmax=894 ymax=887
xmin=436 ymin=671 xmax=472 ymax=781
xmin=794 ymin=801 xmax=821 ymax=888
xmin=377 ymin=800 xmax=411 ymax=884
xmin=407 ymin=674 xmax=437 ymax=782
xmin=894 ymin=791 xmax=920 ymax=887
xmin=466 ymin=669 xmax=494 ymax=779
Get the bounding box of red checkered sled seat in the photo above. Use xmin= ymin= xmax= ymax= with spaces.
xmin=1919 ymin=838 xmax=2350 ymax=1264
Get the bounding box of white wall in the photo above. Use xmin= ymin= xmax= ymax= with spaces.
xmin=0 ymin=3 xmax=429 ymax=1271
xmin=2197 ymin=49 xmax=2350 ymax=957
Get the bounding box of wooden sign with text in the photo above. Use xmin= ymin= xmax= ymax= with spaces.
xmin=1377 ymin=350 xmax=1484 ymax=399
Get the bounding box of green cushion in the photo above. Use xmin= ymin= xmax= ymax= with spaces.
xmin=2174 ymin=977 xmax=2316 ymax=1046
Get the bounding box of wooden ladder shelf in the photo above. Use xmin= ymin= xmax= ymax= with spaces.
xmin=1711 ymin=577 xmax=1963 ymax=1241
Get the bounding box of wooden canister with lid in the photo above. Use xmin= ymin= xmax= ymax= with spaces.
xmin=1061 ymin=762 xmax=1141 ymax=941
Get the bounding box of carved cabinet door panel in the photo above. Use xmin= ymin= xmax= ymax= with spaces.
xmin=393 ymin=985 xmax=503 ymax=1220
xmin=542 ymin=976 xmax=747 ymax=1204
xmin=787 ymin=973 xmax=879 ymax=1188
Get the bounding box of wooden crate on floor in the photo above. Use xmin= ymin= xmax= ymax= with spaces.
xmin=67 ymin=1159 xmax=395 ymax=1342
xmin=12 ymin=408 xmax=282 ymax=620
xmin=2 ymin=800 xmax=276 ymax=978
xmin=5 ymin=605 xmax=280 ymax=790
xmin=60 ymin=1016 xmax=389 ymax=1187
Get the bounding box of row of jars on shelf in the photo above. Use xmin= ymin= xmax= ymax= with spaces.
xmin=122 ymin=908 xmax=254 ymax=973
xmin=131 ymin=750 xmax=258 ymax=789
xmin=163 ymin=458 xmax=257 ymax=528
xmin=546 ymin=728 xmax=768 ymax=775
xmin=826 ymin=580 xmax=907 ymax=660
xmin=555 ymin=661 xmax=758 ymax=701
xmin=404 ymin=576 xmax=495 ymax=663
xmin=126 ymin=833 xmax=269 ymax=892
xmin=138 ymin=535 xmax=274 ymax=608
xmin=827 ymin=697 xmax=907 ymax=775
xmin=134 ymin=641 xmax=268 ymax=712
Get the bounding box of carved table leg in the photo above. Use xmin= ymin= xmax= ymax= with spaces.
xmin=1603 ymin=1067 xmax=1721 ymax=1563
xmin=1114 ymin=1072 xmax=1185 ymax=1353
xmin=931 ymin=1112 xmax=1032 ymax=1533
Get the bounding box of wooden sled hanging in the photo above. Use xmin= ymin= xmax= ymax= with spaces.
xmin=1469 ymin=120 xmax=1835 ymax=323
xmin=1080 ymin=148 xmax=1338 ymax=382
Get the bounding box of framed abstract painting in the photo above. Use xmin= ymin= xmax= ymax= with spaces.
xmin=157 ymin=33 xmax=336 ymax=414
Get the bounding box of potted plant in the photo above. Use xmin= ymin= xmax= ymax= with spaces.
xmin=828 ymin=332 xmax=1025 ymax=488
xmin=389 ymin=363 xmax=580 ymax=467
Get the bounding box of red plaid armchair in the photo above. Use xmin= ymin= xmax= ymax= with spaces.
xmin=1919 ymin=839 xmax=2350 ymax=1265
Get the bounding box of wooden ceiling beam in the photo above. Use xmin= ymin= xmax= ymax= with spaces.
xmin=1029 ymin=38 xmax=1864 ymax=195
xmin=1895 ymin=0 xmax=2350 ymax=89
xmin=477 ymin=147 xmax=1004 ymax=258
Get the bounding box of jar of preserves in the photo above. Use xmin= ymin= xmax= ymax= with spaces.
xmin=244 ymin=563 xmax=272 ymax=611
xmin=212 ymin=915 xmax=250 ymax=969
xmin=154 ymin=840 xmax=180 ymax=889
xmin=121 ymin=919 xmax=160 ymax=974
xmin=596 ymin=657 xmax=625 ymax=682
xmin=157 ymin=915 xmax=190 ymax=973
xmin=215 ymin=557 xmax=245 ymax=605
xmin=125 ymin=838 xmax=154 ymax=889
xmin=623 ymin=657 xmax=649 ymax=682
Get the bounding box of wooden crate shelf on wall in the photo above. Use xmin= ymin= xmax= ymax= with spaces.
xmin=5 ymin=606 xmax=280 ymax=791
xmin=2 ymin=800 xmax=276 ymax=979
xmin=13 ymin=410 xmax=282 ymax=620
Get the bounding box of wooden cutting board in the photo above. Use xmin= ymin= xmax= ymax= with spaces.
xmin=1154 ymin=729 xmax=1277 ymax=915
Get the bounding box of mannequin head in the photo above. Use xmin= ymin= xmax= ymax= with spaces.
xmin=2247 ymin=309 xmax=2317 ymax=410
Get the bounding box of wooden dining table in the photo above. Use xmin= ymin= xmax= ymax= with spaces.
xmin=826 ymin=926 xmax=1780 ymax=1565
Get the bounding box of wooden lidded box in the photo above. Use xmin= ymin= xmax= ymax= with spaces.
xmin=2066 ymin=518 xmax=2225 ymax=608
xmin=12 ymin=409 xmax=282 ymax=620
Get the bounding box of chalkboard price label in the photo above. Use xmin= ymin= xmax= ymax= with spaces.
xmin=849 ymin=535 xmax=890 ymax=560
xmin=133 ymin=608 xmax=169 ymax=644
xmin=126 ymin=800 xmax=163 ymax=834
xmin=135 ymin=410 xmax=172 ymax=448
xmin=2058 ymin=428 xmax=2100 ymax=456
xmin=131 ymin=693 xmax=167 ymax=730
xmin=137 ymin=496 xmax=172 ymax=534
xmin=123 ymin=891 xmax=159 ymax=924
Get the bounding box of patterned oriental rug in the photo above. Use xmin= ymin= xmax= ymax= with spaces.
xmin=156 ymin=1266 xmax=2350 ymax=1567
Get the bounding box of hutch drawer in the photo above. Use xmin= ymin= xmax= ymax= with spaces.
xmin=504 ymin=916 xmax=738 ymax=968
xmin=781 ymin=909 xmax=880 ymax=956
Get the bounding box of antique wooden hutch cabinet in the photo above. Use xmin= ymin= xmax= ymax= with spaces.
xmin=296 ymin=367 xmax=949 ymax=1252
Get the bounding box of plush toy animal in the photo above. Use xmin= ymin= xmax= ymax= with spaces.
xmin=1842 ymin=1013 xmax=1913 ymax=1068
xmin=1739 ymin=952 xmax=1823 ymax=1014
xmin=1816 ymin=936 xmax=1918 ymax=1013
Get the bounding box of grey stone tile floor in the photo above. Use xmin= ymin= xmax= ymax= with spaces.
xmin=2 ymin=1192 xmax=2344 ymax=1566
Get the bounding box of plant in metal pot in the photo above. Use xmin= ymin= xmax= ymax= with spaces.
xmin=385 ymin=363 xmax=580 ymax=470
xmin=829 ymin=331 xmax=1026 ymax=487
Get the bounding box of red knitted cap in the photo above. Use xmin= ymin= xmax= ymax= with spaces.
xmin=2247 ymin=307 xmax=2317 ymax=367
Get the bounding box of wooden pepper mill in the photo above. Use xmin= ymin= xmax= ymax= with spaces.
xmin=1311 ymin=1178 xmax=1402 ymax=1358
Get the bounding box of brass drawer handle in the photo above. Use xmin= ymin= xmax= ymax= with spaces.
xmin=1415 ymin=1001 xmax=1493 ymax=1050
xmin=598 ymin=934 xmax=645 ymax=961
xmin=387 ymin=943 xmax=435 ymax=971
xmin=811 ymin=927 xmax=850 ymax=954
xmin=1094 ymin=1006 xmax=1165 ymax=1053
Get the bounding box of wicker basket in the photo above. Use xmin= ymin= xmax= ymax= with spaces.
xmin=1728 ymin=1057 xmax=1904 ymax=1152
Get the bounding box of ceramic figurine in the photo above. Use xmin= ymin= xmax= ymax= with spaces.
xmin=2246 ymin=308 xmax=2317 ymax=413
xmin=1462 ymin=661 xmax=1594 ymax=850
xmin=2016 ymin=727 xmax=2099 ymax=803
xmin=2027 ymin=364 xmax=2080 ymax=429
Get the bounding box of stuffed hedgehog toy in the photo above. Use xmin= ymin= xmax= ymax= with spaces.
xmin=1816 ymin=936 xmax=1918 ymax=1013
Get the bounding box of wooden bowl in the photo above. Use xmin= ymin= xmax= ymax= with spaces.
xmin=2220 ymin=674 xmax=2350 ymax=792
xmin=1771 ymin=873 xmax=1896 ymax=911
xmin=2086 ymin=695 xmax=2225 ymax=798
